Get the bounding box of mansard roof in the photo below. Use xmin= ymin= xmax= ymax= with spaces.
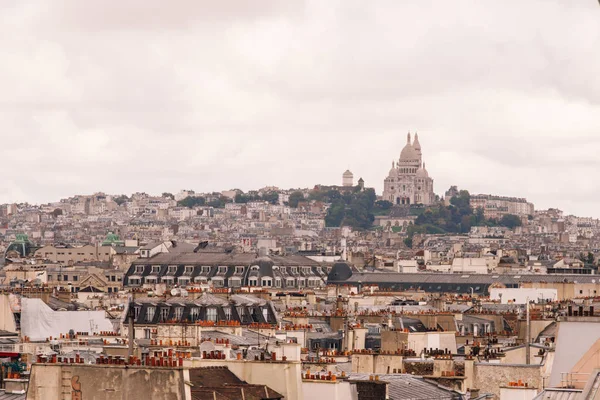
xmin=131 ymin=252 xmax=320 ymax=267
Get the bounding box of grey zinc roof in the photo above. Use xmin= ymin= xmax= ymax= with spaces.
xmin=0 ymin=392 xmax=26 ymax=400
xmin=348 ymin=374 xmax=462 ymax=400
xmin=532 ymin=388 xmax=581 ymax=400
xmin=337 ymin=272 xmax=600 ymax=285
xmin=132 ymin=252 xmax=320 ymax=267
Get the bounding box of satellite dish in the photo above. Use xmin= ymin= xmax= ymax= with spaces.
xmin=180 ymin=289 xmax=189 ymax=297
xmin=171 ymin=288 xmax=181 ymax=296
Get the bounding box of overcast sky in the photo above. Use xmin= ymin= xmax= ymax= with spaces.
xmin=2 ymin=1 xmax=600 ymax=216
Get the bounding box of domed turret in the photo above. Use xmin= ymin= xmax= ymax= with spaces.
xmin=399 ymin=132 xmax=418 ymax=162
xmin=388 ymin=161 xmax=397 ymax=177
xmin=413 ymin=132 xmax=422 ymax=156
xmin=342 ymin=170 xmax=354 ymax=187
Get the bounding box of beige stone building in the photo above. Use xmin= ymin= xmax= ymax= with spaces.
xmin=383 ymin=132 xmax=434 ymax=205
xmin=470 ymin=194 xmax=534 ymax=219
xmin=35 ymin=244 xmax=115 ymax=264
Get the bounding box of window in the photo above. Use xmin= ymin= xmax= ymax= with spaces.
xmin=218 ymin=266 xmax=227 ymax=274
xmin=135 ymin=266 xmax=144 ymax=274
xmin=73 ymin=276 xmax=78 ymax=281
xmin=184 ymin=266 xmax=193 ymax=273
xmin=151 ymin=266 xmax=160 ymax=273
xmin=160 ymin=307 xmax=170 ymax=322
xmin=201 ymin=266 xmax=210 ymax=274
xmin=168 ymin=266 xmax=177 ymax=273
xmin=190 ymin=307 xmax=200 ymax=322
xmin=47 ymin=275 xmax=52 ymax=281
xmin=224 ymin=307 xmax=232 ymax=320
xmin=64 ymin=275 xmax=68 ymax=281
xmin=144 ymin=329 xmax=151 ymax=339
xmin=235 ymin=266 xmax=244 ymax=274
xmin=174 ymin=307 xmax=183 ymax=320
xmin=206 ymin=308 xmax=217 ymax=321
xmin=147 ymin=307 xmax=155 ymax=321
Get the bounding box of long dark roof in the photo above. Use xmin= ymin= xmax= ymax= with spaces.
xmin=330 ymin=271 xmax=600 ymax=285
xmin=132 ymin=252 xmax=320 ymax=267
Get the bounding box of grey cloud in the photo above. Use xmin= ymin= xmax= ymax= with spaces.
xmin=1 ymin=0 xmax=600 ymax=217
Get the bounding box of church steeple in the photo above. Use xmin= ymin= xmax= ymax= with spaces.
xmin=407 ymin=132 xmax=411 ymax=144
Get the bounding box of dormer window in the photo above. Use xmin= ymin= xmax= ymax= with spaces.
xmin=160 ymin=307 xmax=170 ymax=322
xmin=201 ymin=266 xmax=210 ymax=274
xmin=151 ymin=265 xmax=160 ymax=274
xmin=291 ymin=267 xmax=298 ymax=274
xmin=168 ymin=265 xmax=177 ymax=273
xmin=184 ymin=266 xmax=193 ymax=273
xmin=174 ymin=307 xmax=183 ymax=320
xmin=235 ymin=266 xmax=244 ymax=274
xmin=135 ymin=266 xmax=144 ymax=274
xmin=218 ymin=266 xmax=227 ymax=274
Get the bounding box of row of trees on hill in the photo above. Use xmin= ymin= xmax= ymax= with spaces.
xmin=234 ymin=191 xmax=279 ymax=205
xmin=177 ymin=195 xmax=230 ymax=208
xmin=403 ymin=190 xmax=523 ymax=247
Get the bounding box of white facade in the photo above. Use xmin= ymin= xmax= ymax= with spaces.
xmin=451 ymin=258 xmax=489 ymax=274
xmin=395 ymin=260 xmax=419 ymax=273
xmin=343 ymin=170 xmax=354 ymax=187
xmin=490 ymin=288 xmax=558 ymax=304
xmin=383 ymin=132 xmax=434 ymax=205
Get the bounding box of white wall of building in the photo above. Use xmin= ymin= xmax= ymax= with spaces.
xmin=490 ymin=288 xmax=558 ymax=304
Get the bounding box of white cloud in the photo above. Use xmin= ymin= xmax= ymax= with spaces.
xmin=1 ymin=0 xmax=600 ymax=217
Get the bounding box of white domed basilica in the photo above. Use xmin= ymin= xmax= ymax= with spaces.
xmin=383 ymin=132 xmax=435 ymax=205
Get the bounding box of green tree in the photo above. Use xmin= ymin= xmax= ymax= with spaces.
xmin=162 ymin=192 xmax=175 ymax=200
xmin=235 ymin=193 xmax=249 ymax=203
xmin=325 ymin=200 xmax=346 ymax=227
xmin=324 ymin=188 xmax=377 ymax=230
xmin=177 ymin=196 xmax=206 ymax=208
xmin=206 ymin=196 xmax=229 ymax=208
xmin=288 ymin=191 xmax=305 ymax=208
xmin=113 ymin=195 xmax=129 ymax=206
xmin=499 ymin=214 xmax=522 ymax=229
xmin=261 ymin=191 xmax=279 ymax=205
xmin=588 ymin=252 xmax=595 ymax=265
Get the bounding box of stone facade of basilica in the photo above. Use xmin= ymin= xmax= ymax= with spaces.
xmin=383 ymin=132 xmax=435 ymax=206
